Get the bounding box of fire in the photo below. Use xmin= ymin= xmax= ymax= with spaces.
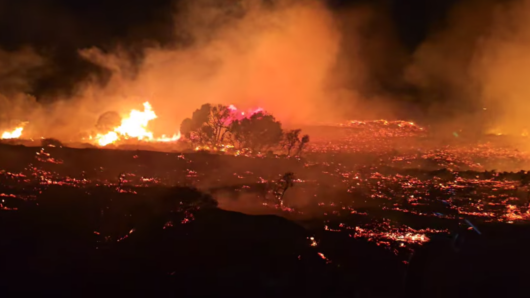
xmin=96 ymin=131 xmax=119 ymax=146
xmin=1 ymin=127 xmax=23 ymax=139
xmin=156 ymin=132 xmax=182 ymax=143
xmin=115 ymin=102 xmax=156 ymax=140
xmin=92 ymin=103 xmax=264 ymax=147
xmin=94 ymin=102 xmax=180 ymax=146
xmin=227 ymin=105 xmax=265 ymax=122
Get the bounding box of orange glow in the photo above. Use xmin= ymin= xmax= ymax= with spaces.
xmin=1 ymin=127 xmax=23 ymax=139
xmin=156 ymin=132 xmax=182 ymax=143
xmin=95 ymin=131 xmax=119 ymax=146
xmin=94 ymin=102 xmax=180 ymax=146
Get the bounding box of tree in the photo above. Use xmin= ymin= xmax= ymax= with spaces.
xmin=283 ymin=129 xmax=301 ymax=156
xmin=296 ymin=134 xmax=310 ymax=156
xmin=180 ymin=103 xmax=307 ymax=154
xmin=179 ymin=103 xmax=232 ymax=147
xmin=179 ymin=118 xmax=193 ymax=138
xmin=180 ymin=103 xmax=211 ymax=136
xmin=208 ymin=104 xmax=232 ymax=146
xmin=273 ymin=172 xmax=295 ymax=207
xmin=230 ymin=111 xmax=283 ymax=152
xmin=96 ymin=111 xmax=121 ymax=132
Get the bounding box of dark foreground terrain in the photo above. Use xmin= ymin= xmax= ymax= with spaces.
xmin=1 ymin=140 xmax=530 ymax=297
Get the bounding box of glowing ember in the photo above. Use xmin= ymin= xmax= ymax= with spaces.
xmin=1 ymin=127 xmax=23 ymax=139
xmin=94 ymin=102 xmax=180 ymax=146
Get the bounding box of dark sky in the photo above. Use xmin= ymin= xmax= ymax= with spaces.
xmin=0 ymin=0 xmax=463 ymax=98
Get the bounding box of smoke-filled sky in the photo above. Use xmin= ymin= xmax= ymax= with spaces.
xmin=0 ymin=0 xmax=529 ymax=138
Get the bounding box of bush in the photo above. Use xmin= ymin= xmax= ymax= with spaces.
xmin=180 ymin=103 xmax=309 ymax=155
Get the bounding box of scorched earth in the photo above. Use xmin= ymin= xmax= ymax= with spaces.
xmin=1 ymin=120 xmax=530 ymax=296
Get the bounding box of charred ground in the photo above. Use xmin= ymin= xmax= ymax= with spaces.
xmin=2 ymin=124 xmax=530 ymax=297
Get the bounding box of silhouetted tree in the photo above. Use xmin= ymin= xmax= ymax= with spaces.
xmin=180 ymin=104 xmax=211 ymax=146
xmin=96 ymin=111 xmax=121 ymax=132
xmin=283 ymin=129 xmax=301 ymax=156
xmin=209 ymin=104 xmax=232 ymax=146
xmin=274 ymin=172 xmax=295 ymax=206
xmin=296 ymin=134 xmax=310 ymax=156
xmin=179 ymin=118 xmax=193 ymax=137
xmin=181 ymin=104 xmax=304 ymax=153
xmin=230 ymin=112 xmax=283 ymax=152
xmin=180 ymin=103 xmax=232 ymax=147
xmin=41 ymin=138 xmax=63 ymax=147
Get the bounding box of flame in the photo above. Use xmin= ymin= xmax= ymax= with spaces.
xmin=1 ymin=127 xmax=23 ymax=139
xmin=94 ymin=104 xmax=262 ymax=147
xmin=94 ymin=102 xmax=180 ymax=146
xmin=96 ymin=131 xmax=119 ymax=146
xmin=227 ymin=105 xmax=265 ymax=122
xmin=115 ymin=102 xmax=157 ymax=140
xmin=156 ymin=132 xmax=181 ymax=142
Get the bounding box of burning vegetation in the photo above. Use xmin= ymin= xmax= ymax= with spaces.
xmin=2 ymin=122 xmax=530 ymax=297
xmin=1 ymin=101 xmax=313 ymax=158
xmin=90 ymin=102 xmax=181 ymax=146
xmin=3 ymin=0 xmax=530 ymax=295
xmin=1 ymin=126 xmax=23 ymax=139
xmin=179 ymin=103 xmax=310 ymax=155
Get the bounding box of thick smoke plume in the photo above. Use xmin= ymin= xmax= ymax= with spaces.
xmin=4 ymin=0 xmax=530 ymax=140
xmin=2 ymin=0 xmax=359 ymax=140
xmin=80 ymin=0 xmax=347 ymax=129
xmin=407 ymin=0 xmax=530 ymax=135
xmin=471 ymin=0 xmax=530 ymax=134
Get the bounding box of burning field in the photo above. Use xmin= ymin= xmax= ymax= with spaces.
xmin=5 ymin=0 xmax=530 ymax=296
xmin=2 ymin=116 xmax=530 ymax=296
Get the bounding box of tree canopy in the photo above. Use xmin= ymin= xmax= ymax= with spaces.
xmin=230 ymin=111 xmax=283 ymax=151
xmin=96 ymin=111 xmax=121 ymax=132
xmin=180 ymin=103 xmax=309 ymax=155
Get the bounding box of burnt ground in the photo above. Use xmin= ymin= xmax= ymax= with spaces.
xmin=1 ymin=142 xmax=530 ymax=297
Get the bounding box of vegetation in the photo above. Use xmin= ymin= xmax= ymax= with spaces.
xmin=297 ymin=134 xmax=310 ymax=157
xmin=41 ymin=138 xmax=63 ymax=148
xmin=273 ymin=172 xmax=295 ymax=206
xmin=282 ymin=129 xmax=310 ymax=157
xmin=283 ymin=129 xmax=301 ymax=156
xmin=96 ymin=111 xmax=121 ymax=132
xmin=180 ymin=103 xmax=310 ymax=155
xmin=180 ymin=104 xmax=232 ymax=147
xmin=230 ymin=112 xmax=283 ymax=151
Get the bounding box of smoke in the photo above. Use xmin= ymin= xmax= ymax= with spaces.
xmin=405 ymin=0 xmax=530 ymax=135
xmin=470 ymin=0 xmax=530 ymax=134
xmin=0 ymin=47 xmax=48 ymax=94
xmin=7 ymin=0 xmax=530 ymax=140
xmin=71 ymin=0 xmax=347 ymax=131
xmin=330 ymin=2 xmax=410 ymax=120
xmin=0 ymin=0 xmax=421 ymax=140
xmin=0 ymin=47 xmax=48 ymax=132
xmin=0 ymin=0 xmax=334 ymax=139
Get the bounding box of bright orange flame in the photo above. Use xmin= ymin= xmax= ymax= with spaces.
xmin=156 ymin=132 xmax=181 ymax=142
xmin=96 ymin=131 xmax=119 ymax=146
xmin=94 ymin=102 xmax=180 ymax=146
xmin=115 ymin=102 xmax=157 ymax=140
xmin=1 ymin=127 xmax=23 ymax=139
